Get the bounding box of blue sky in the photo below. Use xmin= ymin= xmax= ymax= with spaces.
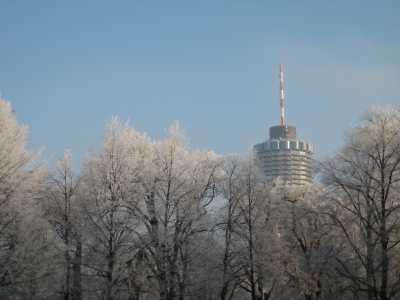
xmin=1 ymin=1 xmax=399 ymax=167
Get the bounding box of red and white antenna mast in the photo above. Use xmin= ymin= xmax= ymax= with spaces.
xmin=279 ymin=62 xmax=285 ymax=125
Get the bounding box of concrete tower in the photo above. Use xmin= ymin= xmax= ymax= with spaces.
xmin=254 ymin=63 xmax=314 ymax=184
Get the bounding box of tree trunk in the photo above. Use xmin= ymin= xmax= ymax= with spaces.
xmin=366 ymin=201 xmax=374 ymax=300
xmin=107 ymin=209 xmax=115 ymax=300
xmin=65 ymin=239 xmax=70 ymax=300
xmin=221 ymin=204 xmax=233 ymax=300
xmin=134 ymin=250 xmax=144 ymax=300
xmin=108 ymin=240 xmax=115 ymax=300
xmin=71 ymin=233 xmax=82 ymax=300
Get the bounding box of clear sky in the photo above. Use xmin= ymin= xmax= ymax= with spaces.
xmin=1 ymin=1 xmax=399 ymax=167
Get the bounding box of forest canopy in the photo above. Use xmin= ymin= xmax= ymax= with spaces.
xmin=0 ymin=97 xmax=399 ymax=300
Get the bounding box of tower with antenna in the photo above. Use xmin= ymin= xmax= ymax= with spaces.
xmin=254 ymin=63 xmax=314 ymax=184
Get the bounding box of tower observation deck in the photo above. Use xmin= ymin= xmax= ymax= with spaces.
xmin=254 ymin=64 xmax=314 ymax=184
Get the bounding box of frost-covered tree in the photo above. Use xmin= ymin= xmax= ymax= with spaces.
xmin=234 ymin=155 xmax=271 ymax=300
xmin=42 ymin=150 xmax=83 ymax=300
xmin=269 ymin=181 xmax=337 ymax=300
xmin=82 ymin=118 xmax=151 ymax=300
xmin=217 ymin=154 xmax=272 ymax=300
xmin=0 ymin=97 xmax=49 ymax=296
xmin=217 ymin=154 xmax=246 ymax=300
xmin=319 ymin=105 xmax=400 ymax=299
xmin=130 ymin=122 xmax=219 ymax=299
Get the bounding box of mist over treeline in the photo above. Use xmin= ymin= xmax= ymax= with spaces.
xmin=1 ymin=96 xmax=400 ymax=300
